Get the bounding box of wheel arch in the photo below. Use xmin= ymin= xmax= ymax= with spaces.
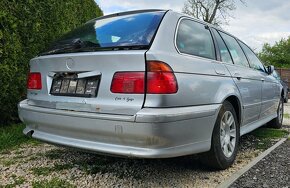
xmin=223 ymin=95 xmax=242 ymax=127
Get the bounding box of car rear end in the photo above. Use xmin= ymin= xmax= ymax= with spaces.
xmin=18 ymin=10 xmax=220 ymax=158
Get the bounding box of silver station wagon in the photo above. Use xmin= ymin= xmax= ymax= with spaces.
xmin=18 ymin=10 xmax=284 ymax=169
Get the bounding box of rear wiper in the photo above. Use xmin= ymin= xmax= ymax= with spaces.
xmin=41 ymin=42 xmax=149 ymax=55
xmin=40 ymin=39 xmax=99 ymax=56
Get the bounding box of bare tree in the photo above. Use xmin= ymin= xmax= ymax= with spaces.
xmin=182 ymin=0 xmax=245 ymax=26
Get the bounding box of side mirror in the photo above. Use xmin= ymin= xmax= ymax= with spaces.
xmin=267 ymin=65 xmax=274 ymax=75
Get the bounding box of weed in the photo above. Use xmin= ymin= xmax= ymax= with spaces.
xmin=44 ymin=149 xmax=63 ymax=159
xmin=250 ymin=128 xmax=289 ymax=150
xmin=1 ymin=159 xmax=14 ymax=167
xmin=0 ymin=124 xmax=40 ymax=152
xmin=31 ymin=166 xmax=52 ymax=176
xmin=0 ymin=175 xmax=25 ymax=188
xmin=32 ymin=178 xmax=75 ymax=188
xmin=250 ymin=128 xmax=288 ymax=139
xmin=284 ymin=113 xmax=290 ymax=119
xmin=31 ymin=164 xmax=74 ymax=176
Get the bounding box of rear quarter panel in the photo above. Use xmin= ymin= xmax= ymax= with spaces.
xmin=145 ymin=11 xmax=242 ymax=108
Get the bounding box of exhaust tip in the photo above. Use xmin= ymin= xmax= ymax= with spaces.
xmin=26 ymin=130 xmax=34 ymax=137
xmin=23 ymin=128 xmax=34 ymax=137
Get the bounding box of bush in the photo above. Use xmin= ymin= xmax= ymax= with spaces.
xmin=0 ymin=0 xmax=103 ymax=124
xmin=259 ymin=37 xmax=290 ymax=68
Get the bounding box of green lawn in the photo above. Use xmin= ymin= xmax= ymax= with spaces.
xmin=250 ymin=128 xmax=288 ymax=139
xmin=0 ymin=124 xmax=38 ymax=152
xmin=249 ymin=128 xmax=289 ymax=150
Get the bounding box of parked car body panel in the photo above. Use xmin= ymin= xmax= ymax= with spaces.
xmin=19 ymin=99 xmax=220 ymax=158
xmin=273 ymin=70 xmax=288 ymax=103
xmin=28 ymin=51 xmax=147 ymax=115
xmin=18 ymin=10 xmax=282 ymax=159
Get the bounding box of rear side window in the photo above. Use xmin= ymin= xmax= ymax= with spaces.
xmin=212 ymin=29 xmax=233 ymax=64
xmin=219 ymin=32 xmax=249 ymax=68
xmin=239 ymin=41 xmax=266 ymax=72
xmin=176 ymin=19 xmax=215 ymax=60
xmin=42 ymin=11 xmax=165 ymax=55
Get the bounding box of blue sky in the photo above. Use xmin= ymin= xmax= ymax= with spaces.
xmin=95 ymin=0 xmax=290 ymax=51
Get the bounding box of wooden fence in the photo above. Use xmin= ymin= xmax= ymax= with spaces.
xmin=275 ymin=68 xmax=290 ymax=96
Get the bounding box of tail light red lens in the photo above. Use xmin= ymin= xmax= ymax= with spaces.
xmin=146 ymin=61 xmax=178 ymax=94
xmin=27 ymin=72 xmax=42 ymax=90
xmin=111 ymin=72 xmax=145 ymax=93
xmin=110 ymin=61 xmax=178 ymax=94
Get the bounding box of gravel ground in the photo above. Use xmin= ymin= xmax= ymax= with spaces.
xmin=230 ymin=103 xmax=290 ymax=188
xmin=1 ymin=105 xmax=290 ymax=188
xmin=0 ymin=140 xmax=262 ymax=188
xmin=230 ymin=139 xmax=290 ymax=188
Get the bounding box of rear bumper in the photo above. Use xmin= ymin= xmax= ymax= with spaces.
xmin=18 ymin=99 xmax=221 ymax=158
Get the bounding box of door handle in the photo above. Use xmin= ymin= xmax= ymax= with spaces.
xmin=261 ymin=78 xmax=265 ymax=82
xmin=233 ymin=72 xmax=241 ymax=80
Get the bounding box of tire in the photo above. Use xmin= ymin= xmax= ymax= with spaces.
xmin=201 ymin=101 xmax=240 ymax=170
xmin=284 ymin=92 xmax=288 ymax=103
xmin=268 ymin=97 xmax=284 ymax=129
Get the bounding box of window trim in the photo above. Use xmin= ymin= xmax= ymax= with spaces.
xmin=237 ymin=40 xmax=267 ymax=73
xmin=217 ymin=30 xmax=251 ymax=68
xmin=174 ymin=17 xmax=217 ymax=61
xmin=211 ymin=28 xmax=234 ymax=64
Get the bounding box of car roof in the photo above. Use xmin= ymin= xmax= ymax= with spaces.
xmin=88 ymin=9 xmax=167 ymax=23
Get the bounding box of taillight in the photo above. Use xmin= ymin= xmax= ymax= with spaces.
xmin=111 ymin=72 xmax=145 ymax=93
xmin=146 ymin=61 xmax=178 ymax=94
xmin=110 ymin=61 xmax=178 ymax=94
xmin=27 ymin=72 xmax=42 ymax=90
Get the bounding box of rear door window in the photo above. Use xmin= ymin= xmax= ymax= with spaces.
xmin=239 ymin=41 xmax=266 ymax=72
xmin=176 ymin=19 xmax=216 ymax=60
xmin=219 ymin=32 xmax=249 ymax=68
xmin=212 ymin=29 xmax=233 ymax=64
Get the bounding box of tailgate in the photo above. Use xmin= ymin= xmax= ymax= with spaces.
xmin=27 ymin=51 xmax=146 ymax=115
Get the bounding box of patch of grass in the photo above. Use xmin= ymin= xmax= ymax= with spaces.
xmin=0 ymin=124 xmax=40 ymax=152
xmin=1 ymin=159 xmax=15 ymax=167
xmin=250 ymin=128 xmax=288 ymax=139
xmin=12 ymin=154 xmax=28 ymax=160
xmin=28 ymin=156 xmax=38 ymax=161
xmin=44 ymin=149 xmax=63 ymax=159
xmin=31 ymin=164 xmax=74 ymax=176
xmin=13 ymin=176 xmax=25 ymax=186
xmin=255 ymin=139 xmax=273 ymax=150
xmin=284 ymin=113 xmax=290 ymax=119
xmin=14 ymin=150 xmax=23 ymax=155
xmin=53 ymin=164 xmax=74 ymax=171
xmin=250 ymin=128 xmax=289 ymax=150
xmin=0 ymin=175 xmax=25 ymax=188
xmin=32 ymin=178 xmax=75 ymax=188
xmin=31 ymin=166 xmax=52 ymax=176
xmin=74 ymin=156 xmax=143 ymax=179
xmin=74 ymin=157 xmax=115 ymax=175
xmin=0 ymin=150 xmax=11 ymax=155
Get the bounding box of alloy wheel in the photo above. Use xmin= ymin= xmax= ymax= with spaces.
xmin=220 ymin=111 xmax=236 ymax=158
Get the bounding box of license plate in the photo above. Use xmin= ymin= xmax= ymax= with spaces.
xmin=50 ymin=75 xmax=100 ymax=97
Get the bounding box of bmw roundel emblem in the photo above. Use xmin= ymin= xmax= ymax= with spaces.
xmin=65 ymin=58 xmax=75 ymax=70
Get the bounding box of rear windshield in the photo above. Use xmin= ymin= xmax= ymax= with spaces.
xmin=42 ymin=11 xmax=165 ymax=55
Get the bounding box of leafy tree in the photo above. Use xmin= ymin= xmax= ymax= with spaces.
xmin=0 ymin=0 xmax=103 ymax=125
xmin=258 ymin=37 xmax=290 ymax=68
xmin=182 ymin=0 xmax=245 ymax=26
